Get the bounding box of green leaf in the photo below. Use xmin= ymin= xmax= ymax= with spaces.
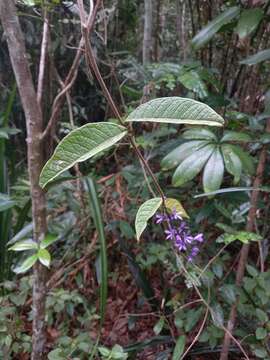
xmin=8 ymin=239 xmax=38 ymax=251
xmin=246 ymin=264 xmax=258 ymax=277
xmin=236 ymin=8 xmax=263 ymax=39
xmin=0 ymin=193 xmax=15 ymax=212
xmin=22 ymin=0 xmax=36 ymax=5
xmin=164 ymin=198 xmax=189 ymax=218
xmin=256 ymin=309 xmax=268 ymax=324
xmin=0 ymin=130 xmax=9 ymax=139
xmin=98 ymin=346 xmax=111 ymax=357
xmin=86 ymin=178 xmax=108 ymax=325
xmin=221 ymin=144 xmax=242 ymax=184
xmin=203 ymin=147 xmax=224 ymax=193
xmin=39 ymin=123 xmax=127 ymax=188
xmin=256 ymin=327 xmax=267 ymax=340
xmin=38 ymin=248 xmax=51 ymax=268
xmin=240 ymin=49 xmax=270 ymax=65
xmin=178 ymin=70 xmax=208 ymax=98
xmin=172 ymin=144 xmax=215 ymax=186
xmin=40 ymin=233 xmax=58 ymax=249
xmin=111 ymin=345 xmax=127 ymax=359
xmin=227 ymin=144 xmax=255 ymax=175
xmin=221 ymin=131 xmax=251 ymax=142
xmin=194 ymin=186 xmax=269 ymax=198
xmin=185 ymin=308 xmax=203 ymax=332
xmin=211 ymin=303 xmax=224 ymax=328
xmin=254 ymin=348 xmax=268 ymax=358
xmin=182 ymin=128 xmax=217 ymax=141
xmin=48 ymin=349 xmax=65 ymax=360
xmin=127 ymin=97 xmax=224 ymax=127
xmin=135 ymin=198 xmax=162 ymax=241
xmin=260 ymin=133 xmax=270 ymax=144
xmin=153 ymin=317 xmax=165 ymax=335
xmin=216 ymin=231 xmax=262 ymax=244
xmin=13 ymin=254 xmax=38 ymax=274
xmin=172 ymin=335 xmax=186 ymax=360
xmin=161 ymin=140 xmax=210 ymax=170
xmin=191 ymin=7 xmax=240 ymax=49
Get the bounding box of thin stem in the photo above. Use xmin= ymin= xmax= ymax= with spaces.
xmin=37 ymin=7 xmax=49 ymax=108
xmin=177 ymin=256 xmax=250 ymax=360
xmin=78 ymin=2 xmax=166 ymax=202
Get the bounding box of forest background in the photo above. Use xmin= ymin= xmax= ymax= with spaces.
xmin=1 ymin=0 xmax=270 ymax=359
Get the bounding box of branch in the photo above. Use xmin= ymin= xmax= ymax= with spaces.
xmin=77 ymin=0 xmax=166 ymax=202
xmin=41 ymin=0 xmax=100 ymax=140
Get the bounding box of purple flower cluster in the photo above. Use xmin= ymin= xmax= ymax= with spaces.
xmin=155 ymin=209 xmax=204 ymax=261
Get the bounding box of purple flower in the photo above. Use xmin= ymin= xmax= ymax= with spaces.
xmin=165 ymin=228 xmax=175 ymax=240
xmin=155 ymin=214 xmax=165 ymax=224
xmin=194 ymin=233 xmax=204 ymax=243
xmin=170 ymin=209 xmax=182 ymax=221
xmin=155 ymin=210 xmax=204 ymax=261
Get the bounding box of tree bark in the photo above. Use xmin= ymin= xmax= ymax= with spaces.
xmin=0 ymin=1 xmax=47 ymax=359
xmin=176 ymin=0 xmax=187 ymax=61
xmin=143 ymin=0 xmax=153 ymax=64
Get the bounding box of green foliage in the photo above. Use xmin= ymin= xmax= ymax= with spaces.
xmin=165 ymin=198 xmax=189 ymax=218
xmin=135 ymin=197 xmax=162 ymax=240
xmin=127 ymin=97 xmax=224 ymax=126
xmin=240 ymin=49 xmax=270 ymax=65
xmin=0 ymin=193 xmax=15 ymax=212
xmin=162 ymin=127 xmax=254 ymax=192
xmin=3 ymin=1 xmax=270 ymax=358
xmin=203 ymin=147 xmax=224 ymax=193
xmin=236 ymin=8 xmax=263 ymax=39
xmin=192 ymin=6 xmax=240 ymax=49
xmin=216 ymin=231 xmax=262 ymax=244
xmin=172 ymin=335 xmax=186 ymax=360
xmin=9 ymin=233 xmax=58 ymax=273
xmin=98 ymin=344 xmax=128 ymax=359
xmin=39 ymin=123 xmax=127 ymax=188
xmin=86 ymin=178 xmax=108 ymax=325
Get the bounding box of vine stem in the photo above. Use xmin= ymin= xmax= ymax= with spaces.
xmin=177 ymin=256 xmax=250 ymax=360
xmin=77 ymin=0 xmax=166 ymax=202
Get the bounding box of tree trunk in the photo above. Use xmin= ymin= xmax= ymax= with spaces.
xmin=143 ymin=0 xmax=153 ymax=64
xmin=0 ymin=1 xmax=47 ymax=359
xmin=176 ymin=0 xmax=187 ymax=61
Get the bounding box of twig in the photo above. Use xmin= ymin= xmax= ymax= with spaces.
xmin=198 ymin=244 xmax=228 ymax=279
xmin=180 ymin=288 xmax=210 ymax=359
xmin=41 ymin=0 xmax=101 ymax=140
xmin=77 ymin=0 xmax=166 ymax=202
xmin=178 ymin=257 xmax=250 ymax=360
xmin=37 ymin=7 xmax=49 ymax=108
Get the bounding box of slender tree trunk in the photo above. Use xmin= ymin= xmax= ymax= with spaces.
xmin=153 ymin=0 xmax=161 ymax=62
xmin=143 ymin=0 xmax=153 ymax=64
xmin=0 ymin=1 xmax=47 ymax=359
xmin=176 ymin=0 xmax=187 ymax=61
